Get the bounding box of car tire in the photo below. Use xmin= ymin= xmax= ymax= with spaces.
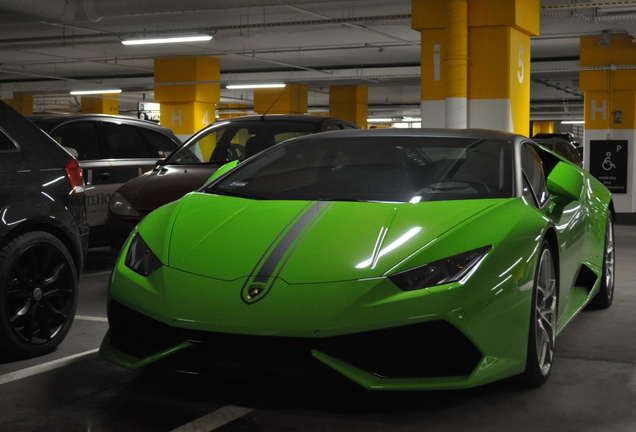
xmin=517 ymin=240 xmax=558 ymax=387
xmin=589 ymin=215 xmax=615 ymax=309
xmin=0 ymin=231 xmax=78 ymax=358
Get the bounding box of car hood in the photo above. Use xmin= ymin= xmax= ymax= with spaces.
xmin=119 ymin=164 xmax=221 ymax=214
xmin=142 ymin=192 xmax=506 ymax=284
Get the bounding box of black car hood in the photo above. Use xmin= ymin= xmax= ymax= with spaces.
xmin=118 ymin=164 xmax=221 ymax=215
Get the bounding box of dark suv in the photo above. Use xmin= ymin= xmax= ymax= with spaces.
xmin=1 ymin=101 xmax=89 ymax=358
xmin=28 ymin=114 xmax=181 ymax=247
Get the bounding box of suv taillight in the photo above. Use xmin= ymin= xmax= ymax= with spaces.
xmin=65 ymin=158 xmax=85 ymax=194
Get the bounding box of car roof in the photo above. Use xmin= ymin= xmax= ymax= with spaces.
xmin=219 ymin=114 xmax=357 ymax=125
xmin=27 ymin=113 xmax=175 ymax=132
xmin=299 ymin=127 xmax=524 ymax=141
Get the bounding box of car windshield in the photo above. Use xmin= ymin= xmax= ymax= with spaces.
xmin=166 ymin=120 xmax=317 ymax=165
xmin=206 ymin=136 xmax=514 ymax=203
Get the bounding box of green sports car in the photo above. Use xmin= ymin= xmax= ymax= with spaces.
xmin=100 ymin=128 xmax=615 ymax=390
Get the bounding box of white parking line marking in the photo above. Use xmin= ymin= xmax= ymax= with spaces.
xmin=0 ymin=348 xmax=99 ymax=386
xmin=75 ymin=315 xmax=108 ymax=322
xmin=169 ymin=405 xmax=255 ymax=432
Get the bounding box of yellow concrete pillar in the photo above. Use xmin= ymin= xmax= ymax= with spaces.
xmin=412 ymin=0 xmax=540 ymax=134
xmin=531 ymin=121 xmax=554 ymax=136
xmin=4 ymin=94 xmax=33 ymax=115
xmin=329 ymin=85 xmax=368 ymax=128
xmin=412 ymin=0 xmax=447 ymax=127
xmin=81 ymin=94 xmax=119 ymax=115
xmin=154 ymin=57 xmax=220 ymax=136
xmin=444 ymin=0 xmax=468 ymax=128
xmin=253 ymin=84 xmax=307 ymax=115
xmin=580 ymin=34 xmax=636 ymax=214
xmin=467 ymin=0 xmax=539 ymax=135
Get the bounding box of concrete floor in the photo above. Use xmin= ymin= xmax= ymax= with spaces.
xmin=0 ymin=227 xmax=635 ymax=432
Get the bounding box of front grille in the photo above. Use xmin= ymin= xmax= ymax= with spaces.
xmin=108 ymin=300 xmax=482 ymax=379
xmin=318 ymin=320 xmax=482 ymax=378
xmin=108 ymin=300 xmax=185 ymax=358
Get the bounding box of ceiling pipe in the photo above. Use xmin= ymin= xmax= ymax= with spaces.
xmin=0 ymin=0 xmax=371 ymax=24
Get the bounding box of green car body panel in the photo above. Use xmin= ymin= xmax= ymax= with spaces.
xmin=100 ymin=129 xmax=613 ymax=390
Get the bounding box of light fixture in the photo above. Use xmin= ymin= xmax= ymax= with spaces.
xmin=561 ymin=120 xmax=585 ymax=124
xmin=70 ymin=89 xmax=122 ymax=95
xmin=226 ymin=83 xmax=286 ymax=89
xmin=367 ymin=118 xmax=393 ymax=123
xmin=121 ymin=34 xmax=213 ymax=46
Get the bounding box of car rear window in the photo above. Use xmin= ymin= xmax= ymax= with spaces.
xmin=102 ymin=122 xmax=163 ymax=158
xmin=50 ymin=122 xmax=100 ymax=160
xmin=136 ymin=127 xmax=177 ymax=158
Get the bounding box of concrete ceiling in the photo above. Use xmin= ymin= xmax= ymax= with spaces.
xmin=1 ymin=0 xmax=635 ymax=123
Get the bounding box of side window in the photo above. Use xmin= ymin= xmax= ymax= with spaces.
xmin=101 ymin=122 xmax=156 ymax=158
xmin=137 ymin=128 xmax=177 ymax=158
xmin=521 ymin=143 xmax=548 ymax=207
xmin=51 ymin=122 xmax=100 ymax=160
xmin=0 ymin=128 xmax=17 ymax=151
xmin=325 ymin=124 xmax=342 ymax=131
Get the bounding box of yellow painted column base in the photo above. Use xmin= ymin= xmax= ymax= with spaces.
xmin=81 ymin=94 xmax=119 ymax=115
xmin=254 ymin=84 xmax=308 ymax=115
xmin=531 ymin=121 xmax=554 ymax=136
xmin=4 ymin=94 xmax=33 ymax=115
xmin=218 ymin=103 xmax=250 ymax=119
xmin=329 ymin=85 xmax=368 ymax=128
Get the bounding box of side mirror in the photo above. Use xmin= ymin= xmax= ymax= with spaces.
xmin=547 ymin=161 xmax=583 ymax=204
xmin=205 ymin=160 xmax=240 ymax=184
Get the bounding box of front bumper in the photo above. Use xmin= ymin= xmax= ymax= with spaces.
xmin=100 ymin=251 xmax=535 ymax=390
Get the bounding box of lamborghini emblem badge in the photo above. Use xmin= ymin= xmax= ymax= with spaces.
xmin=247 ymin=285 xmax=265 ymax=300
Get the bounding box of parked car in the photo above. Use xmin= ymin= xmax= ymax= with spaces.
xmin=28 ymin=114 xmax=181 ymax=247
xmin=106 ymin=115 xmax=359 ymax=249
xmin=533 ymin=132 xmax=579 ymax=146
xmin=100 ymin=128 xmax=614 ymax=390
xmin=0 ymin=101 xmax=89 ymax=358
xmin=533 ymin=132 xmax=583 ymax=160
xmin=532 ymin=137 xmax=583 ymax=167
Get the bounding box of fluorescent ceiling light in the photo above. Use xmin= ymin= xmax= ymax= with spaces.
xmin=70 ymin=89 xmax=122 ymax=95
xmin=121 ymin=34 xmax=212 ymax=45
xmin=367 ymin=118 xmax=393 ymax=123
xmin=561 ymin=120 xmax=585 ymax=124
xmin=226 ymin=83 xmax=286 ymax=89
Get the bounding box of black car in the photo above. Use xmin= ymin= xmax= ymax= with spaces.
xmin=1 ymin=101 xmax=89 ymax=358
xmin=28 ymin=114 xmax=181 ymax=247
xmin=106 ymin=114 xmax=359 ymax=249
xmin=532 ymin=137 xmax=583 ymax=167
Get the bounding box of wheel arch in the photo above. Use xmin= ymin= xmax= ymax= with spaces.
xmin=0 ymin=220 xmax=84 ymax=275
xmin=542 ymin=227 xmax=560 ymax=294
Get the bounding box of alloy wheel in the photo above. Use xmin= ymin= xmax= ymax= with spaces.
xmin=534 ymin=247 xmax=557 ymax=376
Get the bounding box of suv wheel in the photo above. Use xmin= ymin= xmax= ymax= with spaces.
xmin=0 ymin=232 xmax=78 ymax=358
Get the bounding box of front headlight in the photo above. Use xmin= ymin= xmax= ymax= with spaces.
xmin=125 ymin=233 xmax=162 ymax=276
xmin=110 ymin=191 xmax=140 ymax=217
xmin=389 ymin=246 xmax=491 ymax=291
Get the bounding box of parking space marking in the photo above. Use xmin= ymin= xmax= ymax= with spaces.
xmin=0 ymin=348 xmax=99 ymax=386
xmin=75 ymin=315 xmax=108 ymax=322
xmin=169 ymin=405 xmax=255 ymax=432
